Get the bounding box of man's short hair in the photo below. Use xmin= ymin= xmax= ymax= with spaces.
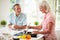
xmin=13 ymin=4 xmax=20 ymax=10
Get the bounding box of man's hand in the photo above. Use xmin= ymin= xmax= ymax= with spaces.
xmin=14 ymin=25 xmax=19 ymax=29
xmin=8 ymin=24 xmax=11 ymax=28
xmin=8 ymin=24 xmax=26 ymax=30
xmin=28 ymin=26 xmax=32 ymax=29
xmin=8 ymin=24 xmax=15 ymax=30
xmin=14 ymin=25 xmax=26 ymax=29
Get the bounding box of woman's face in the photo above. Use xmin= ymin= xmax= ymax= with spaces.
xmin=14 ymin=5 xmax=21 ymax=14
xmin=40 ymin=6 xmax=46 ymax=13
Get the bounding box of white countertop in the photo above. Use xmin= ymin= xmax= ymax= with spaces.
xmin=0 ymin=26 xmax=44 ymax=40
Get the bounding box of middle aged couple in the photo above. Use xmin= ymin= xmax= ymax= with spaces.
xmin=8 ymin=1 xmax=57 ymax=40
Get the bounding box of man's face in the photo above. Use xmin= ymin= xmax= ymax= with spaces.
xmin=14 ymin=5 xmax=21 ymax=14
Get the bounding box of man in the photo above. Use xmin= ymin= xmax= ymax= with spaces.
xmin=8 ymin=4 xmax=27 ymax=30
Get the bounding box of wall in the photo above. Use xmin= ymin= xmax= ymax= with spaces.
xmin=0 ymin=0 xmax=58 ymax=29
xmin=0 ymin=0 xmax=10 ymax=22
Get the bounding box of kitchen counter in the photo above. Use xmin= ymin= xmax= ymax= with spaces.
xmin=0 ymin=26 xmax=44 ymax=40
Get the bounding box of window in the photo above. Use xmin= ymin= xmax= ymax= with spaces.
xmin=10 ymin=0 xmax=55 ymax=26
xmin=56 ymin=0 xmax=60 ymax=30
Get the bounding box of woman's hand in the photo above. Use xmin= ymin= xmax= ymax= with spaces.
xmin=28 ymin=26 xmax=42 ymax=30
xmin=32 ymin=31 xmax=40 ymax=34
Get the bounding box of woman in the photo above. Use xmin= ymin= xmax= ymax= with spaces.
xmin=28 ymin=1 xmax=57 ymax=40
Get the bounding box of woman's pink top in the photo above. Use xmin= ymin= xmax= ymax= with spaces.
xmin=42 ymin=12 xmax=57 ymax=40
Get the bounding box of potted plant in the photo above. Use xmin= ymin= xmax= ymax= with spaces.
xmin=0 ymin=20 xmax=7 ymax=27
xmin=34 ymin=21 xmax=39 ymax=26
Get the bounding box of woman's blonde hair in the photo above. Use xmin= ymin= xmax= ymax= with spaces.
xmin=40 ymin=1 xmax=51 ymax=12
